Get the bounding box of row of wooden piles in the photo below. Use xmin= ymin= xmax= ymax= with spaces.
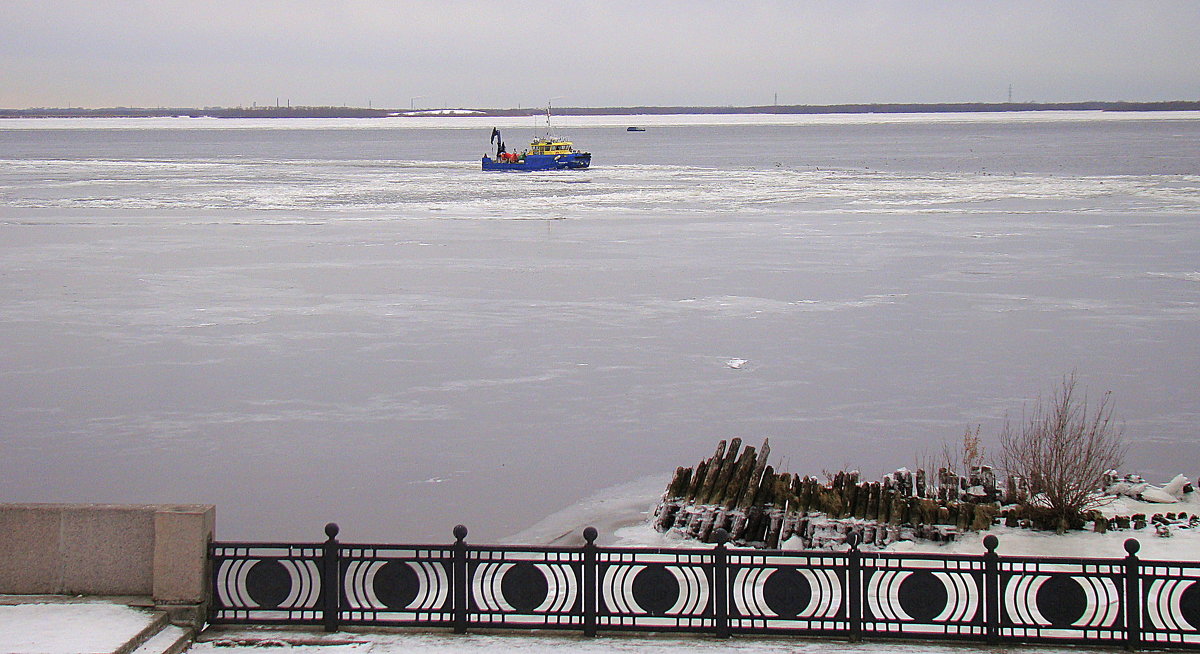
xmin=653 ymin=438 xmax=1002 ymax=549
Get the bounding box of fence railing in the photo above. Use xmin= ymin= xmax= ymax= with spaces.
xmin=209 ymin=523 xmax=1200 ymax=649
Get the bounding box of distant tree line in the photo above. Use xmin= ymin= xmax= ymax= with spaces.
xmin=2 ymin=101 xmax=1198 ymax=119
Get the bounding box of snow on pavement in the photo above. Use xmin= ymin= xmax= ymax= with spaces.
xmin=191 ymin=629 xmax=1116 ymax=654
xmin=0 ymin=602 xmax=157 ymax=654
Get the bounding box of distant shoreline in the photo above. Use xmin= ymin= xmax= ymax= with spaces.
xmin=2 ymin=100 xmax=1199 ymax=120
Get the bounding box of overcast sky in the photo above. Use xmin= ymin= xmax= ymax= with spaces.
xmin=2 ymin=1 xmax=1198 ymax=109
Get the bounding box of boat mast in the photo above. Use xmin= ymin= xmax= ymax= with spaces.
xmin=545 ymin=96 xmax=563 ymax=137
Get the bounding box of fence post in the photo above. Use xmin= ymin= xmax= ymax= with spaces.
xmin=453 ymin=524 xmax=469 ymax=634
xmin=847 ymin=532 xmax=862 ymax=642
xmin=321 ymin=522 xmax=340 ymax=632
xmin=983 ymin=534 xmax=1000 ymax=644
xmin=1124 ymin=538 xmax=1141 ymax=651
xmin=207 ymin=542 xmax=218 ymax=624
xmin=713 ymin=528 xmax=730 ymax=638
xmin=582 ymin=526 xmax=598 ymax=637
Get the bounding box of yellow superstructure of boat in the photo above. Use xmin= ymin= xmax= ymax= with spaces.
xmin=528 ymin=138 xmax=577 ymax=156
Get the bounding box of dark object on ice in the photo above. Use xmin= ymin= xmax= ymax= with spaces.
xmin=652 ymin=438 xmax=1003 ymax=549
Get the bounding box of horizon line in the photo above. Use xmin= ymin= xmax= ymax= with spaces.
xmin=3 ymin=100 xmax=1200 ymax=120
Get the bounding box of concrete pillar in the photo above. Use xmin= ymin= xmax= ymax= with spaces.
xmin=153 ymin=505 xmax=215 ymax=626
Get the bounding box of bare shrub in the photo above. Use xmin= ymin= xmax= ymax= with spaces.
xmin=941 ymin=424 xmax=985 ymax=475
xmin=999 ymin=374 xmax=1126 ymax=532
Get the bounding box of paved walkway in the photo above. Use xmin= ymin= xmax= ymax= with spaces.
xmin=0 ymin=598 xmax=1126 ymax=654
xmin=0 ymin=601 xmax=158 ymax=654
xmin=193 ymin=626 xmax=1113 ymax=654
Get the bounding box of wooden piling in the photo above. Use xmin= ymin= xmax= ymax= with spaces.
xmin=722 ymin=445 xmax=758 ymax=510
xmin=656 ymin=440 xmax=1015 ymax=550
xmin=684 ymin=460 xmax=707 ymax=501
xmin=694 ymin=440 xmax=728 ymax=504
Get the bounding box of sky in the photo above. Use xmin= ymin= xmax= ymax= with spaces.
xmin=1 ymin=1 xmax=1198 ymax=110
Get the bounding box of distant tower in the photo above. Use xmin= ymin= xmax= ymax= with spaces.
xmin=1008 ymin=84 xmax=1013 ymax=103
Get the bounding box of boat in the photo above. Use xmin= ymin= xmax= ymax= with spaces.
xmin=481 ymin=106 xmax=591 ymax=171
xmin=626 ymin=126 xmax=645 ymax=132
xmin=482 ymin=128 xmax=591 ymax=171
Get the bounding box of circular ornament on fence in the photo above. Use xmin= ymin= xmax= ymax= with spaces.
xmin=372 ymin=560 xmax=421 ymax=610
xmin=245 ymin=559 xmax=291 ymax=609
xmin=762 ymin=568 xmax=812 ymax=618
xmin=631 ymin=565 xmax=679 ymax=615
xmin=897 ymin=570 xmax=949 ymax=622
xmin=500 ymin=562 xmax=549 ymax=613
xmin=1180 ymin=581 xmax=1200 ymax=630
xmin=1035 ymin=575 xmax=1087 ymax=627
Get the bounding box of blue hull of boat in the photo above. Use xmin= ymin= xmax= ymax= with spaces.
xmin=482 ymin=153 xmax=591 ymax=171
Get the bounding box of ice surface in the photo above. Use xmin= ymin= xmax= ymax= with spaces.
xmin=1 ymin=113 xmax=1197 ymax=543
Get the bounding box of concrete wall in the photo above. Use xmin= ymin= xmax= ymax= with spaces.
xmin=0 ymin=503 xmax=214 ymax=624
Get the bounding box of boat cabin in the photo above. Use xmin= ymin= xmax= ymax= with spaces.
xmin=529 ymin=138 xmax=575 ymax=155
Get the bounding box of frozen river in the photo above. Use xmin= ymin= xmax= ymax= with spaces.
xmin=1 ymin=112 xmax=1198 ymax=543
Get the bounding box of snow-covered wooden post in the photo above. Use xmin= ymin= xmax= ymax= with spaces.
xmin=321 ymin=522 xmax=340 ymax=632
xmin=1124 ymin=538 xmax=1141 ymax=650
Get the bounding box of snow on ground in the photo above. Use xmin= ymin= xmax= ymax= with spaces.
xmin=610 ymin=518 xmax=1200 ymax=560
xmin=0 ymin=602 xmax=156 ymax=654
xmin=605 ymin=485 xmax=1200 ymax=561
xmin=502 ymin=472 xmax=1200 ymax=561
xmin=893 ymin=491 xmax=1200 ymax=560
xmin=191 ymin=628 xmax=1114 ymax=654
xmin=886 ymin=521 xmax=1200 ymax=560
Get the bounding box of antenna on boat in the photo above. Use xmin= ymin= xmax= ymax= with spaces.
xmin=546 ymin=96 xmax=564 ymax=135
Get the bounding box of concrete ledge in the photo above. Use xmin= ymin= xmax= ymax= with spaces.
xmin=60 ymin=505 xmax=156 ymax=595
xmin=0 ymin=503 xmax=214 ymax=626
xmin=0 ymin=506 xmax=61 ymax=594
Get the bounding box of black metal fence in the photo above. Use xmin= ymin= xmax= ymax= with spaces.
xmin=209 ymin=524 xmax=1200 ymax=649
